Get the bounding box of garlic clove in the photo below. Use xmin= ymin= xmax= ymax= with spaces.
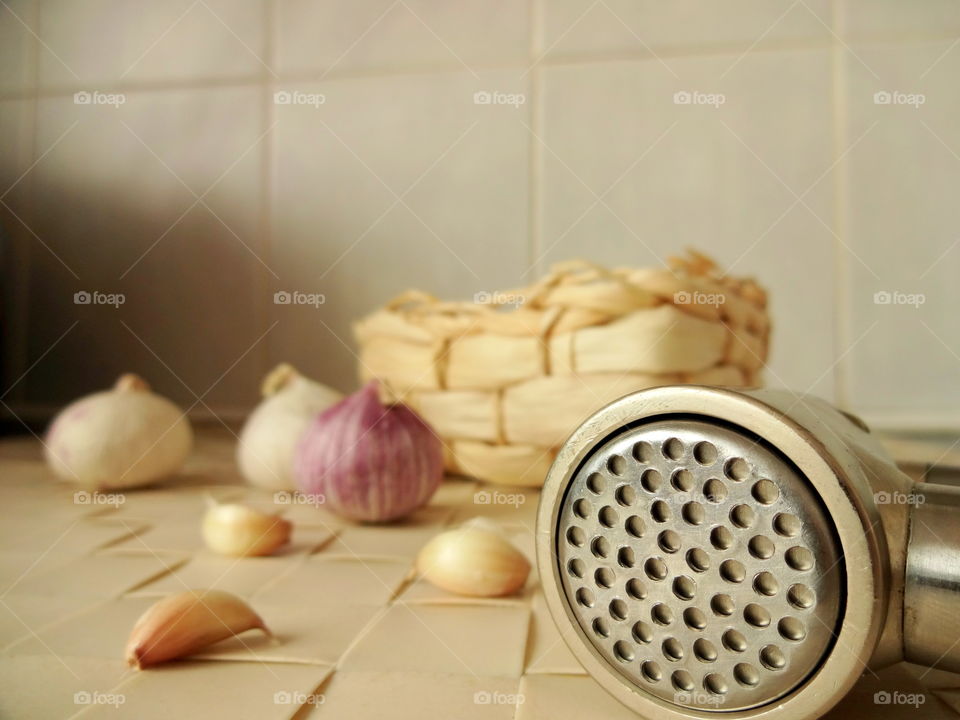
xmin=416 ymin=525 xmax=531 ymax=598
xmin=125 ymin=590 xmax=270 ymax=669
xmin=202 ymin=503 xmax=292 ymax=557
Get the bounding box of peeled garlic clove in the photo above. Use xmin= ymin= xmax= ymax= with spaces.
xmin=237 ymin=363 xmax=341 ymax=491
xmin=295 ymin=381 xmax=443 ymax=522
xmin=417 ymin=526 xmax=531 ymax=597
xmin=125 ymin=590 xmax=269 ymax=669
xmin=44 ymin=373 xmax=193 ymax=490
xmin=202 ymin=503 xmax=292 ymax=557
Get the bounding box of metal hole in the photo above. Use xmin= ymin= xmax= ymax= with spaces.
xmin=672 ymin=670 xmax=694 ymax=692
xmin=572 ymin=498 xmax=591 ymax=519
xmin=663 ymin=438 xmax=684 ymax=461
xmin=641 ymin=468 xmax=663 ymax=493
xmin=703 ymin=478 xmax=727 ymax=504
xmin=710 ymin=526 xmax=733 ymax=550
xmin=760 ymin=644 xmax=786 ymax=670
xmin=592 ymin=617 xmax=610 ymax=638
xmin=608 ymin=454 xmax=627 ymax=477
xmin=566 ymin=526 xmax=586 ymax=547
xmin=722 ymin=629 xmax=747 ymax=653
xmin=609 ymin=599 xmax=628 ymax=621
xmin=748 ymin=535 xmax=775 ymax=560
xmin=651 ymin=603 xmax=674 ymax=626
xmin=730 ymin=504 xmax=756 ymax=529
xmin=567 ymin=558 xmax=585 ymax=578
xmin=686 ymin=548 xmax=710 ymax=573
xmin=618 ymin=547 xmax=636 ymax=568
xmin=711 ymin=593 xmax=735 ymax=616
xmin=658 ymin=530 xmax=681 ymax=554
xmin=753 ymin=571 xmax=779 ymax=596
xmin=724 ymin=457 xmax=749 ymax=481
xmin=671 ymin=469 xmax=694 ymax=492
xmin=594 ymin=567 xmax=615 ymax=589
xmin=778 ymin=616 xmax=806 ymax=641
xmin=633 ymin=620 xmax=653 ymax=643
xmin=575 ymin=588 xmax=595 ymax=608
xmin=641 ymin=660 xmax=663 ymax=682
xmin=633 ymin=441 xmax=654 ymax=463
xmin=693 ymin=638 xmax=718 ymax=663
xmin=752 ymin=478 xmax=780 ymax=505
xmin=662 ymin=637 xmax=684 ymax=662
xmin=694 ymin=441 xmax=718 ymax=466
xmin=599 ymin=505 xmax=619 ymax=528
xmin=734 ymin=663 xmax=760 ymax=687
xmin=626 ymin=578 xmax=647 ymax=600
xmin=645 ymin=557 xmax=668 ymax=581
xmin=681 ymin=502 xmax=706 ymax=526
xmin=786 ymin=546 xmax=814 ymax=571
xmin=616 ymin=485 xmax=638 ymax=507
xmin=625 ymin=515 xmax=645 ymax=538
xmin=591 ymin=536 xmax=610 ymax=559
xmin=651 ymin=500 xmax=672 ymax=523
xmin=673 ymin=575 xmax=696 ymax=601
xmin=704 ymin=673 xmax=728 ymax=695
xmin=586 ymin=473 xmax=605 ymax=494
xmin=787 ymin=583 xmax=815 ymax=609
xmin=613 ymin=640 xmax=635 ymax=663
xmin=720 ymin=559 xmax=746 ymax=584
xmin=683 ymin=607 xmax=707 ymax=630
xmin=773 ymin=512 xmax=801 ymax=538
xmin=744 ymin=603 xmax=771 ymax=628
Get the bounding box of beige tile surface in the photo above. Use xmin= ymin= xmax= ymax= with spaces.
xmin=0 ymin=0 xmax=37 ymax=94
xmin=524 ymin=593 xmax=585 ymax=675
xmin=839 ymin=0 xmax=960 ymax=39
xmin=253 ymin=556 xmax=411 ymax=606
xmin=516 ymin=673 xmax=639 ymax=720
xmin=0 ymin=655 xmax=132 ymax=719
xmin=127 ymin=553 xmax=303 ymax=598
xmin=0 ymin=593 xmax=103 ymax=649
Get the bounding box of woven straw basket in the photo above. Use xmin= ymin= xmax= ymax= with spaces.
xmin=354 ymin=251 xmax=770 ymax=487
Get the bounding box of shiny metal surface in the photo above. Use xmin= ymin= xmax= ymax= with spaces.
xmin=556 ymin=419 xmax=843 ymax=711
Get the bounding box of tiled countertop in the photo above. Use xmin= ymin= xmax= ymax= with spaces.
xmin=1 ymin=429 xmax=959 ymax=719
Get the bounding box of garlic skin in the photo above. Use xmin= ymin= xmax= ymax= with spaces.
xmin=237 ymin=364 xmax=341 ymax=491
xmin=45 ymin=373 xmax=192 ymax=490
xmin=126 ymin=590 xmax=269 ymax=669
xmin=295 ymin=381 xmax=443 ymax=523
xmin=416 ymin=525 xmax=531 ymax=597
xmin=202 ymin=503 xmax=292 ymax=557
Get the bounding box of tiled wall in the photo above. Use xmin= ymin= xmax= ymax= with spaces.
xmin=0 ymin=0 xmax=957 ymax=430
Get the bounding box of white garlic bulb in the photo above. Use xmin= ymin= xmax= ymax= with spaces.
xmin=237 ymin=364 xmax=341 ymax=490
xmin=45 ymin=373 xmax=193 ymax=490
xmin=416 ymin=524 xmax=531 ymax=597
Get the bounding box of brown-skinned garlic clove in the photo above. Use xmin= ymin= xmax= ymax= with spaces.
xmin=125 ymin=590 xmax=270 ymax=669
xmin=202 ymin=503 xmax=292 ymax=557
xmin=416 ymin=525 xmax=531 ymax=598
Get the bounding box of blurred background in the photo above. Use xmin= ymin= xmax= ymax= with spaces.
xmin=0 ymin=0 xmax=957 ymax=433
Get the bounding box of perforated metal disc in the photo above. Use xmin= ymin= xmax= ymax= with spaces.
xmin=556 ymin=419 xmax=844 ymax=711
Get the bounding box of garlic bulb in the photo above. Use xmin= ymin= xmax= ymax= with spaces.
xmin=294 ymin=381 xmax=443 ymax=522
xmin=126 ymin=590 xmax=270 ymax=669
xmin=45 ymin=373 xmax=192 ymax=490
xmin=417 ymin=524 xmax=531 ymax=597
xmin=202 ymin=503 xmax=292 ymax=557
xmin=237 ymin=363 xmax=341 ymax=490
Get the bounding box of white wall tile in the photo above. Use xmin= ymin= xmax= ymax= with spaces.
xmin=840 ymin=39 xmax=960 ymax=426
xmin=539 ymin=0 xmax=832 ymax=58
xmin=25 ymin=87 xmax=267 ymax=411
xmin=538 ymin=50 xmax=837 ymax=398
xmin=274 ymin=0 xmax=529 ymax=76
xmin=840 ymin=1 xmax=960 ymax=40
xmin=269 ymin=71 xmax=530 ymax=392
xmin=37 ymin=0 xmax=266 ymax=89
xmin=0 ymin=0 xmax=37 ymax=93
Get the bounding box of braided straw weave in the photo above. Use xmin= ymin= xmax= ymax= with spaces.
xmin=353 ymin=250 xmax=770 ymax=487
